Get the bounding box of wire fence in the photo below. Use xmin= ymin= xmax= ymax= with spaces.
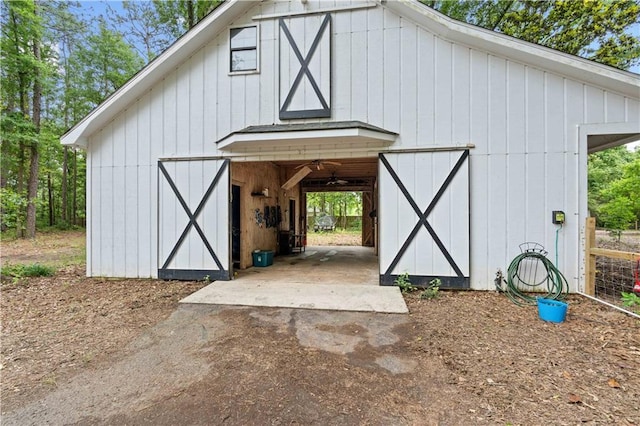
xmin=586 ymin=219 xmax=640 ymax=316
xmin=595 ymin=255 xmax=637 ymax=305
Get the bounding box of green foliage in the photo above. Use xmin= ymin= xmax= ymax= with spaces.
xmin=107 ymin=1 xmax=172 ymax=62
xmin=0 ymin=0 xmax=226 ymax=237
xmin=307 ymin=192 xmax=364 ymax=230
xmin=599 ymin=198 xmax=636 ymax=230
xmin=621 ymin=292 xmax=640 ymax=313
xmin=602 ymin=159 xmax=640 ymax=225
xmin=589 ymin=149 xmax=640 ymax=230
xmin=152 ymin=0 xmax=222 ymax=38
xmin=588 ymin=147 xmax=635 ymax=192
xmin=395 ymin=272 xmax=417 ymax=293
xmin=424 ymin=0 xmax=640 ymax=70
xmin=420 ymin=278 xmax=441 ymax=300
xmin=1 ymin=263 xmax=55 ymax=279
xmin=0 ymin=0 xmax=137 ymax=235
xmin=607 ymin=229 xmax=622 ymax=242
xmin=72 ymin=21 xmax=144 ymax=109
xmin=1 ymin=188 xmax=28 ymax=229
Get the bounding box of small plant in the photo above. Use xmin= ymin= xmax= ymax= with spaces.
xmin=82 ymin=351 xmax=94 ymax=365
xmin=42 ymin=373 xmax=57 ymax=388
xmin=420 ymin=278 xmax=441 ymax=300
xmin=1 ymin=263 xmax=55 ymax=280
xmin=394 ymin=272 xmax=417 ymax=293
xmin=608 ymin=229 xmax=622 ymax=241
xmin=621 ymin=292 xmax=640 ymax=313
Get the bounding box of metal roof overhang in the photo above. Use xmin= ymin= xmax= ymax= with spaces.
xmin=588 ymin=133 xmax=640 ymax=153
xmin=216 ymin=121 xmax=398 ymax=152
xmin=581 ymin=122 xmax=640 ymax=153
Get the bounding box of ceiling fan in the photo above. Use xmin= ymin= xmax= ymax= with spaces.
xmin=295 ymin=159 xmax=342 ymax=171
xmin=327 ymin=173 xmax=348 ymax=185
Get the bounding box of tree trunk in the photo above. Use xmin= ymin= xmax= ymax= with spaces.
xmin=73 ymin=148 xmax=78 ymax=225
xmin=47 ymin=173 xmax=54 ymax=226
xmin=9 ymin=8 xmax=29 ymax=236
xmin=25 ymin=0 xmax=41 ymax=239
xmin=0 ymin=139 xmax=8 ymax=231
xmin=489 ymin=0 xmax=516 ymax=31
xmin=62 ymin=146 xmax=68 ymax=223
xmin=26 ymin=145 xmax=40 ymax=238
xmin=343 ymin=200 xmax=347 ymax=229
xmin=62 ymin=48 xmax=70 ymax=224
xmin=0 ymin=138 xmax=8 ymax=190
xmin=187 ymin=0 xmax=195 ymax=28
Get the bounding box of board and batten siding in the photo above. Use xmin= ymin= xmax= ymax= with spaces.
xmin=85 ymin=0 xmax=639 ymax=288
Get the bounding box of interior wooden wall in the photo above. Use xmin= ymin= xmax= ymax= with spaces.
xmin=232 ymin=162 xmax=301 ymax=269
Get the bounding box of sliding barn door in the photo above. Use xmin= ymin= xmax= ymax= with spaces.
xmin=158 ymin=159 xmax=230 ymax=281
xmin=379 ymin=151 xmax=470 ymax=288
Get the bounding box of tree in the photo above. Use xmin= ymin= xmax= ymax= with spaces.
xmin=598 ymin=156 xmax=640 ymax=229
xmin=72 ymin=20 xmax=144 ymax=109
xmin=47 ymin=2 xmax=89 ymax=226
xmin=306 ymin=192 xmax=363 ymax=230
xmin=423 ymin=0 xmax=640 ymax=70
xmin=1 ymin=0 xmax=139 ymax=235
xmin=0 ymin=0 xmax=54 ymax=237
xmin=152 ymin=0 xmax=222 ymax=38
xmin=25 ymin=0 xmax=43 ymax=238
xmin=587 ymin=146 xmax=635 ymax=221
xmin=107 ymin=1 xmax=173 ymax=63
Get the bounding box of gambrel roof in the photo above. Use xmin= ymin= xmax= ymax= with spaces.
xmin=61 ymin=0 xmax=639 ymax=148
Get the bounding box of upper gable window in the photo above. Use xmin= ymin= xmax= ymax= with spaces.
xmin=230 ymin=26 xmax=258 ymax=73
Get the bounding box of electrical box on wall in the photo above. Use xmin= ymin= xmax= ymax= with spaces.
xmin=552 ymin=210 xmax=565 ymax=224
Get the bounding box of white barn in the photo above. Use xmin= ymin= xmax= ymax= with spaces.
xmin=62 ymin=0 xmax=640 ymax=291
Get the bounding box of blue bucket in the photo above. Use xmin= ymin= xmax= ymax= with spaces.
xmin=537 ymin=298 xmax=568 ymax=323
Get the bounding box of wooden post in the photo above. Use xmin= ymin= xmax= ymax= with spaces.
xmin=585 ymin=217 xmax=596 ymax=296
xmin=362 ymin=191 xmax=373 ymax=247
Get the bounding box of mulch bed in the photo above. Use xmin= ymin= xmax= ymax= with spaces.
xmin=1 ymin=265 xmax=639 ymax=423
xmin=0 ymin=266 xmax=207 ymax=409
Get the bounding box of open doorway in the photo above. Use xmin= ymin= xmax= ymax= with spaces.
xmin=231 ymin=184 xmax=241 ymax=269
xmin=306 ymin=192 xmax=364 ymax=246
xmin=586 ymin=142 xmax=639 ymax=308
xmin=230 ymin=157 xmax=379 ymax=286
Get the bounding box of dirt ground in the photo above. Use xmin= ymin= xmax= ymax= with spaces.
xmin=1 ymin=230 xmax=85 ymax=267
xmin=2 ymin=232 xmax=640 ymax=424
xmin=307 ymin=230 xmax=361 ymax=246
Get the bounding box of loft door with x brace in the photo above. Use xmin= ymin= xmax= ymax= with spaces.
xmin=157 ymin=159 xmax=231 ymax=281
xmin=379 ymin=151 xmax=470 ymax=289
xmin=279 ymin=13 xmax=331 ymax=119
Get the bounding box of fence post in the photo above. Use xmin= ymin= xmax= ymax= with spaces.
xmin=585 ymin=217 xmax=596 ymax=296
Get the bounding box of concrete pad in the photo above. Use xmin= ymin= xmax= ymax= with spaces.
xmin=180 ymin=281 xmax=408 ymax=314
xmin=236 ymin=246 xmax=379 ymax=286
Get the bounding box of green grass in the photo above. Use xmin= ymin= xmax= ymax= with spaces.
xmin=1 ymin=263 xmax=56 ymax=279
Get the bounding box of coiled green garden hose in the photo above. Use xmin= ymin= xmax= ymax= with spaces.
xmin=496 ymin=246 xmax=569 ymax=306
